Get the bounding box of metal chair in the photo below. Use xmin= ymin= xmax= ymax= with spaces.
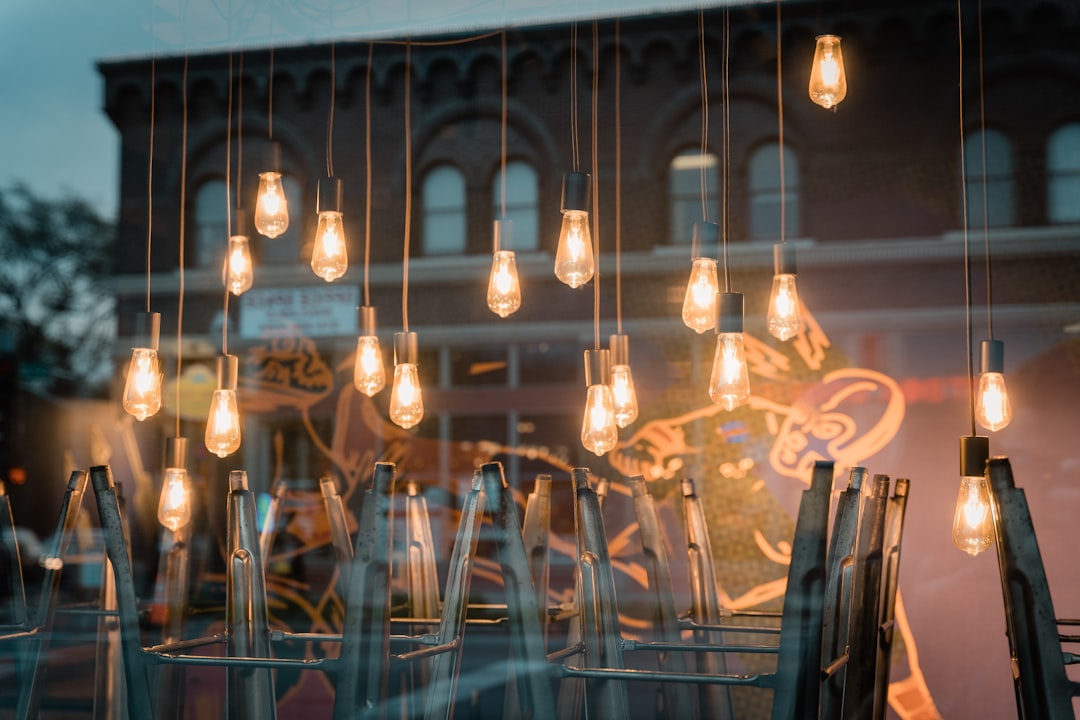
xmin=551 ymin=461 xmax=834 ymax=720
xmin=988 ymin=455 xmax=1080 ymax=720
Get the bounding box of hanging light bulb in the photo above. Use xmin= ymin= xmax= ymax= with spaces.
xmin=122 ymin=311 xmax=164 ymax=421
xmin=488 ymin=220 xmax=522 ymax=317
xmin=205 ymin=354 xmax=242 ymax=458
xmin=581 ymin=349 xmax=618 ymax=456
xmin=353 ymin=306 xmax=386 ymax=397
xmin=222 ymin=208 xmax=253 ymax=296
xmin=767 ymin=243 xmax=802 ymax=341
xmin=682 ymin=223 xmax=721 ymax=333
xmin=311 ymin=177 xmax=348 ymax=282
xmin=952 ymin=436 xmax=993 ymax=556
xmin=975 ymin=339 xmax=1013 ymax=431
xmin=255 ymin=143 xmax=289 ymax=238
xmin=809 ymin=34 xmax=847 ymax=110
xmin=709 ymin=292 xmax=751 ymax=411
xmin=555 ymin=172 xmax=594 ymax=288
xmin=390 ymin=331 xmax=424 ymax=429
xmin=609 ymin=333 xmax=638 ymax=428
xmin=158 ymin=436 xmax=193 ymax=532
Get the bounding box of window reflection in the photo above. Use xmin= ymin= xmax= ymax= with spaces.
xmin=423 ymin=165 xmax=467 ymax=255
xmin=1047 ymin=124 xmax=1080 ymax=224
xmin=492 ymin=161 xmax=539 ymax=251
xmin=669 ymin=150 xmax=719 ymax=244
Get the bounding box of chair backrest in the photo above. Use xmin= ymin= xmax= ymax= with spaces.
xmin=90 ymin=464 xmax=157 ymax=720
xmin=988 ymin=456 xmax=1077 ymax=720
xmin=423 ymin=471 xmax=486 ymax=720
xmin=320 ymin=475 xmax=354 ymax=594
xmin=522 ymin=474 xmax=552 ymax=629
xmin=819 ymin=467 xmax=867 ymax=719
xmin=0 ymin=480 xmax=27 ymax=628
xmin=681 ymin=476 xmax=735 ymax=719
xmin=839 ymin=473 xmax=890 ymax=720
xmin=770 ymin=460 xmax=833 ymax=720
xmin=334 ymin=461 xmax=397 ymax=720
xmin=873 ymin=477 xmax=910 ymax=720
xmin=480 ymin=461 xmax=557 ymax=720
xmin=572 ymin=468 xmax=630 ymax=719
xmin=630 ymin=475 xmax=699 ymax=720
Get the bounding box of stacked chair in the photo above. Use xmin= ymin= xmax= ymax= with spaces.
xmin=524 ymin=461 xmax=911 ymax=720
xmin=987 ymin=456 xmax=1080 ymax=719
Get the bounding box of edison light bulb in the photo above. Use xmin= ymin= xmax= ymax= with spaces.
xmin=582 ymin=383 xmax=618 ymax=456
xmin=609 ymin=334 xmax=638 ymax=428
xmin=682 ymin=257 xmax=719 ymax=333
xmin=952 ymin=474 xmax=993 ymax=556
xmin=390 ymin=363 xmax=424 ymax=429
xmin=311 ymin=211 xmax=348 ymax=281
xmin=487 ymin=250 xmax=522 ymax=317
xmin=975 ymin=340 xmax=1012 ymax=432
xmin=122 ymin=312 xmax=163 ymax=421
xmin=580 ymin=349 xmax=617 ymax=456
xmin=254 ymin=171 xmax=289 ymax=238
xmin=205 ymin=389 xmax=241 ymax=458
xmin=390 ymin=332 xmax=424 ymax=429
xmin=767 ymin=274 xmax=801 ymax=341
xmin=123 ymin=348 xmax=163 ymax=421
xmin=555 ymin=210 xmax=594 ymax=288
xmin=709 ymin=333 xmax=751 ymax=411
xmin=709 ymin=292 xmax=750 ymax=411
xmin=610 ymin=364 xmax=638 ymax=429
xmin=224 ymin=234 xmax=254 ymax=296
xmin=975 ymin=373 xmax=1012 ymax=431
xmin=158 ymin=467 xmax=192 ymax=532
xmin=809 ymin=35 xmax=847 ymax=110
xmin=354 ymin=336 xmax=385 ymax=396
xmin=205 ymin=355 xmax=241 ymax=458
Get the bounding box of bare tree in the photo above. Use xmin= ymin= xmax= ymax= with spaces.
xmin=0 ymin=184 xmax=115 ymax=395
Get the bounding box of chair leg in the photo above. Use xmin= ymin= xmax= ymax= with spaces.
xmin=872 ymin=478 xmax=910 ymax=720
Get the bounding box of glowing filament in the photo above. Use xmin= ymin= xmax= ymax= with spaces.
xmin=390 ymin=363 xmax=424 ymax=429
xmin=204 ymin=389 xmax=241 ymax=458
xmin=487 ymin=250 xmax=522 ymax=317
xmin=581 ymin=384 xmax=618 ymax=456
xmin=157 ymin=467 xmax=192 ymax=532
xmin=975 ymin=372 xmax=1012 ymax=432
xmin=225 ymin=235 xmax=254 ymax=296
xmin=610 ymin=364 xmax=638 ymax=428
xmin=682 ymin=258 xmax=719 ymax=333
xmin=767 ymin=273 xmax=802 ymax=341
xmin=952 ymin=475 xmax=994 ymax=557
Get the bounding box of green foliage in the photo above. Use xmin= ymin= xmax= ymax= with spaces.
xmin=0 ymin=184 xmax=115 ymax=395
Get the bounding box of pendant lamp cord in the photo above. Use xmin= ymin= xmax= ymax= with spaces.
xmin=977 ymin=0 xmax=993 ymax=339
xmin=776 ymin=0 xmax=786 ymax=247
xmin=177 ymin=54 xmax=189 ymax=439
xmin=146 ymin=57 xmax=155 ymax=313
xmin=957 ymin=0 xmax=976 ymax=435
xmin=721 ymin=5 xmax=731 ymax=291
xmin=403 ymin=41 xmax=412 ymax=333
xmin=571 ymin=23 xmax=580 ymax=172
xmin=500 ymin=29 xmax=508 ymax=223
xmin=615 ymin=19 xmax=623 ymax=336
xmin=327 ymin=42 xmax=336 ymax=178
xmin=222 ymin=52 xmax=233 ymax=357
xmin=268 ymin=43 xmax=274 ymax=140
xmin=698 ymin=9 xmax=709 ymax=234
xmin=364 ymin=43 xmax=373 ymax=307
xmin=592 ymin=21 xmax=600 ymax=351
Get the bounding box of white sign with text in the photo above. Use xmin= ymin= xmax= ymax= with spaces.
xmin=240 ymin=285 xmax=359 ymax=339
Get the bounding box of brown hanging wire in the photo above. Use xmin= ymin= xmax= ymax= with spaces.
xmin=571 ymin=23 xmax=581 ymax=172
xmin=222 ymin=52 xmax=233 ymax=357
xmin=956 ymin=0 xmax=976 ymax=435
xmin=698 ymin=9 xmax=710 ymax=231
xmin=364 ymin=42 xmax=373 ymax=307
xmin=146 ymin=57 xmax=155 ymax=313
xmin=976 ymin=0 xmax=994 ymax=339
xmin=592 ymin=21 xmax=600 ymax=351
xmin=176 ymin=55 xmax=189 ymax=438
xmin=500 ymin=29 xmax=508 ymax=222
xmin=776 ymin=0 xmax=786 ymax=247
xmin=402 ymin=40 xmax=412 ymax=333
xmin=615 ymin=19 xmax=623 ymax=336
xmin=721 ymin=4 xmax=732 ymax=291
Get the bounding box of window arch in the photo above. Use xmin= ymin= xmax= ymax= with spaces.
xmin=194 ymin=178 xmax=227 ymax=267
xmin=422 ymin=165 xmax=467 ymax=255
xmin=963 ymin=129 xmax=1014 ymax=228
xmin=491 ymin=161 xmax=539 ymax=252
xmin=748 ymin=143 xmax=799 ymax=240
xmin=1047 ymin=123 xmax=1080 ymax=224
xmin=668 ymin=150 xmax=719 ymax=244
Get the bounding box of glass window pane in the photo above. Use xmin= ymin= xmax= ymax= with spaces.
xmin=423 ymin=165 xmax=466 ymax=254
xmin=451 ymin=347 xmax=508 ymax=386
xmin=1048 ymin=124 xmax=1080 ymax=223
xmin=749 ymin=144 xmax=799 ymax=239
xmin=492 ymin=161 xmax=539 ymax=251
xmin=669 ymin=151 xmax=718 ymax=244
xmin=195 ymin=179 xmax=228 ymax=267
xmin=962 ymin=130 xmax=1013 ymax=228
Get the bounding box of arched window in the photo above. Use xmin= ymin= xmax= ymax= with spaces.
xmin=1047 ymin=124 xmax=1080 ymax=224
xmin=749 ymin=143 xmax=799 ymax=240
xmin=422 ymin=165 xmax=467 ymax=255
xmin=668 ymin=150 xmax=719 ymax=244
xmin=491 ymin=161 xmax=539 ymax=251
xmin=963 ymin=129 xmax=1014 ymax=228
xmin=260 ymin=175 xmax=304 ymax=264
xmin=194 ymin=179 xmax=227 ymax=267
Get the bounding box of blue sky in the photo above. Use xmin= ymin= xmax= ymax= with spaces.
xmin=1 ymin=0 xmax=730 ymax=221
